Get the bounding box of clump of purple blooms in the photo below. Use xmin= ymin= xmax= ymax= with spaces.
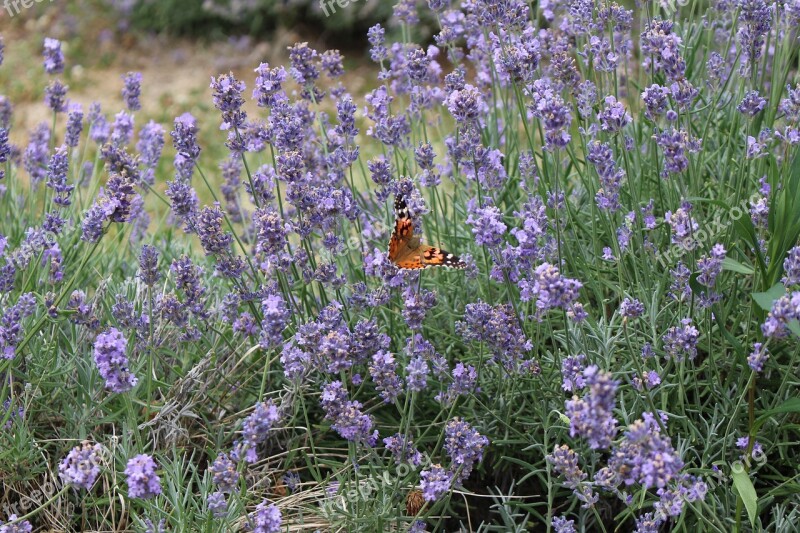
xmin=248 ymin=500 xmax=282 ymax=533
xmin=93 ymin=327 xmax=138 ymax=393
xmin=124 ymin=454 xmax=162 ymax=499
xmin=59 ymin=442 xmax=103 ymax=490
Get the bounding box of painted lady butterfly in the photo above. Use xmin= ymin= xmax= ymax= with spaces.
xmin=388 ymin=193 xmax=466 ymax=270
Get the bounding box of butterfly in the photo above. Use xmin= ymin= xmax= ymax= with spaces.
xmin=388 ymin=193 xmax=467 ymax=270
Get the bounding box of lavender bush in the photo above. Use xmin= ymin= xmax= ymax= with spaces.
xmin=2 ymin=0 xmax=800 ymax=531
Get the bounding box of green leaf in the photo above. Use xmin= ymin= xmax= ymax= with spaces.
xmin=733 ymin=214 xmax=768 ymax=277
xmin=722 ymin=257 xmax=754 ymax=275
xmin=731 ymin=466 xmax=758 ymax=527
xmin=752 ymin=283 xmax=786 ymax=311
xmin=751 ymin=397 xmax=800 ymax=435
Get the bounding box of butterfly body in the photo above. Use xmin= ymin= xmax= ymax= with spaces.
xmin=388 ymin=194 xmax=466 ymax=270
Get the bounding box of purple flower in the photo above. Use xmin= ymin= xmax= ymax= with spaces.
xmin=43 ymin=37 xmax=64 ymax=74
xmin=283 ymin=471 xmax=301 ymax=492
xmin=111 ymin=111 xmax=135 ymax=146
xmin=45 ymin=79 xmax=68 ymax=113
xmin=137 ymin=120 xmax=165 ymax=183
xmin=662 ymin=318 xmax=700 ymax=361
xmin=466 ymin=203 xmax=507 ymax=248
xmin=0 ymin=128 xmax=8 ymax=181
xmin=561 ymin=354 xmax=587 ymax=392
xmin=547 ymin=445 xmax=597 ymax=507
xmin=405 ymin=356 xmax=429 ymax=392
xmin=248 ymin=499 xmax=281 ymax=533
xmin=125 ymin=454 xmax=162 ymax=499
xmin=369 ymin=350 xmax=403 ymax=403
xmin=761 ymin=292 xmax=800 ymax=338
xmin=254 ymin=207 xmax=288 ymax=258
xmin=665 ymin=204 xmax=698 ymax=247
xmin=668 ymin=262 xmax=692 ymax=302
xmin=435 ymin=362 xmax=478 ymax=406
xmin=782 ymin=246 xmax=800 ymax=287
xmin=122 ymin=71 xmax=142 ymax=111
xmin=171 ymin=255 xmax=206 ymax=315
xmin=211 ymin=73 xmax=247 ymax=131
xmin=367 ymin=24 xmax=387 ymax=63
xmin=253 ymin=63 xmax=288 ymax=108
xmin=171 ymin=112 xmax=201 ymax=168
xmin=529 ymin=81 xmax=572 ymax=149
xmin=316 ymin=325 xmax=350 ymax=374
xmin=444 ymin=418 xmax=488 ymax=483
xmin=620 ymin=297 xmax=645 ymax=319
xmin=642 ymin=84 xmax=669 ymax=119
xmin=547 ymin=445 xmax=587 ymax=490
xmin=165 ymin=178 xmax=199 ymax=230
xmin=634 ymin=512 xmax=663 ymax=532
xmin=520 ymin=263 xmax=582 ymax=318
xmin=280 ymin=342 xmax=310 ymax=382
xmin=65 ymin=102 xmax=84 ymax=147
xmin=321 ymin=49 xmax=345 ymax=78
xmin=587 ymin=140 xmax=625 ymax=212
xmin=697 ymin=244 xmax=726 ymax=287
xmin=642 ymin=370 xmax=661 ymax=389
xmin=669 ymin=80 xmax=699 ymax=111
xmin=46 ymin=145 xmax=74 ymax=206
xmin=367 ymin=157 xmax=393 ymax=194
xmin=736 ymin=435 xmax=764 ymax=460
xmin=196 ymin=203 xmax=232 ymax=255
xmin=737 ymin=0 xmax=772 ymax=66
xmin=210 ymin=453 xmax=239 ymax=492
xmin=207 ymin=492 xmax=228 ymax=518
xmin=239 ymin=400 xmax=280 ymax=463
xmin=402 ymin=287 xmax=437 ymax=331
xmin=654 ymin=128 xmax=701 ymax=176
xmin=553 ymin=516 xmax=576 ymax=533
xmin=58 ymin=442 xmax=102 ymax=490
xmin=0 ymin=515 xmax=33 ymax=533
xmin=747 ymin=342 xmax=769 ymax=372
xmin=320 ymin=381 xmax=376 ymax=445
xmin=419 ymin=464 xmax=453 ymax=502
xmin=598 ymin=95 xmax=631 ymax=133
xmin=457 ymin=302 xmax=533 ymax=370
xmin=88 ymin=103 xmax=110 ymax=144
xmin=641 ymin=19 xmax=686 ymax=81
xmin=565 ymin=366 xmax=618 ymax=449
xmin=383 ymin=433 xmax=423 ymax=466
xmin=93 ymin=327 xmax=137 ymax=393
xmin=608 ymin=412 xmax=684 ymax=489
xmin=0 ymin=96 xmax=11 ymax=130
xmin=446 ymin=84 xmax=484 ymax=123
xmin=23 ymin=122 xmax=50 ymax=185
xmin=288 ymin=42 xmax=319 ymax=86
xmin=260 ymin=293 xmax=290 ymax=349
xmin=493 ymin=29 xmax=541 ymax=83
xmin=737 ymin=90 xmax=767 ymax=117
xmin=409 ymin=520 xmax=427 ymax=533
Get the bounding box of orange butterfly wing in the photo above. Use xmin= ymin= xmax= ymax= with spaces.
xmin=388 ymin=194 xmax=466 ymax=270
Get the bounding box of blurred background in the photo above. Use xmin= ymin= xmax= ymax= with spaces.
xmin=0 ymin=0 xmax=440 ymax=149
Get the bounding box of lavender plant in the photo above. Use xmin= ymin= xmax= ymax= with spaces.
xmin=2 ymin=1 xmax=800 ymax=531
